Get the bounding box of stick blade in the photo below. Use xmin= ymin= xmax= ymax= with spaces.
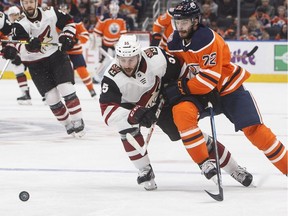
xmin=205 ymin=190 xmax=224 ymax=201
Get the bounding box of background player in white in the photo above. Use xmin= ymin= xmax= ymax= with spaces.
xmin=6 ymin=6 xmax=32 ymax=105
xmin=2 ymin=0 xmax=85 ymax=137
xmin=99 ymin=34 xmax=253 ymax=190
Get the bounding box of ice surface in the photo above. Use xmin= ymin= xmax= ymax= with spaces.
xmin=0 ymin=80 xmax=287 ymax=216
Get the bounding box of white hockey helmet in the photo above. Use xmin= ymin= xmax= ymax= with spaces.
xmin=115 ymin=34 xmax=141 ymax=58
xmin=7 ymin=6 xmax=21 ymax=16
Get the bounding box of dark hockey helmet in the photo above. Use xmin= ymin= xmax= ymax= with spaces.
xmin=173 ymin=0 xmax=201 ymax=20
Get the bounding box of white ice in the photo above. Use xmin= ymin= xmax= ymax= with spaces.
xmin=0 ymin=80 xmax=287 ymax=216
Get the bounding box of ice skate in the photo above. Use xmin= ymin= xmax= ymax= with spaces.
xmin=89 ymin=89 xmax=97 ymax=98
xmin=73 ymin=119 xmax=85 ymax=138
xmin=17 ymin=90 xmax=32 ymax=105
xmin=65 ymin=122 xmax=75 ymax=135
xmin=231 ymin=166 xmax=253 ymax=187
xmin=137 ymin=164 xmax=157 ymax=191
xmin=200 ymin=160 xmax=217 ymax=182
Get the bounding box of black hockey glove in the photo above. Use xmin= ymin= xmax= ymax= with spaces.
xmin=59 ymin=32 xmax=74 ymax=52
xmin=150 ymin=33 xmax=162 ymax=46
xmin=2 ymin=45 xmax=18 ymax=60
xmin=11 ymin=55 xmax=22 ymax=66
xmin=163 ymin=78 xmax=190 ymax=105
xmin=128 ymin=105 xmax=157 ymax=128
xmin=25 ymin=37 xmax=41 ymax=52
xmin=195 ymin=88 xmax=220 ymax=109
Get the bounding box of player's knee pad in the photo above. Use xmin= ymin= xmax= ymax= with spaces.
xmin=242 ymin=124 xmax=276 ymax=151
xmin=57 ymin=82 xmax=75 ymax=97
xmin=172 ymin=101 xmax=199 ymax=131
xmin=45 ymin=87 xmax=61 ymax=105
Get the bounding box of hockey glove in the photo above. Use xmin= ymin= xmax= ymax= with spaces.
xmin=128 ymin=105 xmax=157 ymax=128
xmin=25 ymin=37 xmax=41 ymax=52
xmin=11 ymin=55 xmax=22 ymax=66
xmin=195 ymin=88 xmax=220 ymax=109
xmin=59 ymin=32 xmax=74 ymax=52
xmin=2 ymin=45 xmax=18 ymax=60
xmin=163 ymin=78 xmax=190 ymax=105
xmin=150 ymin=33 xmax=162 ymax=46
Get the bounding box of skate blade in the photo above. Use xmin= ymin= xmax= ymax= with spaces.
xmin=74 ymin=130 xmax=86 ymax=138
xmin=143 ymin=179 xmax=157 ymax=191
xmin=18 ymin=100 xmax=32 ymax=105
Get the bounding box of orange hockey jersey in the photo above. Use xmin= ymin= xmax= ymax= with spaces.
xmin=93 ymin=13 xmax=127 ymax=48
xmin=67 ymin=21 xmax=89 ymax=55
xmin=152 ymin=8 xmax=174 ymax=50
xmin=167 ymin=25 xmax=251 ymax=96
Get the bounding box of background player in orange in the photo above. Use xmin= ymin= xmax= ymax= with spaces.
xmin=151 ymin=7 xmax=175 ymax=50
xmin=59 ymin=3 xmax=97 ymax=99
xmin=93 ymin=1 xmax=127 ymax=83
xmin=164 ymin=0 xmax=287 ymax=178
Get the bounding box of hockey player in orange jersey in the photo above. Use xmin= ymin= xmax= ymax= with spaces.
xmin=151 ymin=7 xmax=175 ymax=50
xmin=164 ymin=1 xmax=287 ymax=179
xmin=59 ymin=3 xmax=97 ymax=98
xmin=93 ymin=1 xmax=127 ymax=83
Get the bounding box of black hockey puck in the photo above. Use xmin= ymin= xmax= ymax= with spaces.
xmin=19 ymin=191 xmax=30 ymax=201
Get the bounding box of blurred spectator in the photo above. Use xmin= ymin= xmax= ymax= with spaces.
xmin=247 ymin=16 xmax=264 ymax=40
xmin=63 ymin=0 xmax=81 ymax=17
xmin=256 ymin=0 xmax=275 ymax=18
xmin=251 ymin=6 xmax=272 ymax=29
xmin=201 ymin=3 xmax=217 ymax=27
xmin=119 ymin=0 xmax=141 ymax=27
xmin=271 ymin=5 xmax=288 ymax=28
xmin=275 ymin=23 xmax=288 ymax=40
xmin=76 ymin=2 xmax=90 ymax=24
xmin=217 ymin=0 xmax=237 ymax=19
xmin=239 ymin=25 xmax=257 ymax=40
xmin=201 ymin=0 xmax=218 ymax=16
xmin=223 ymin=28 xmax=237 ymax=40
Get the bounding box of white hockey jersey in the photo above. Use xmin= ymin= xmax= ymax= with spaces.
xmin=99 ymin=46 xmax=181 ymax=132
xmin=11 ymin=7 xmax=75 ymax=63
xmin=0 ymin=12 xmax=12 ymax=35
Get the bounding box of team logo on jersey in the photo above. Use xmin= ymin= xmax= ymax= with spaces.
xmin=183 ymin=63 xmax=199 ymax=78
xmin=144 ymin=47 xmax=158 ymax=58
xmin=109 ymin=23 xmax=120 ymax=35
xmin=37 ymin=26 xmax=53 ymax=52
xmin=108 ymin=64 xmax=121 ymax=76
xmin=137 ymin=76 xmax=161 ymax=108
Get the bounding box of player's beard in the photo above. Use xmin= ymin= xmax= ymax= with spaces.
xmin=25 ymin=7 xmax=38 ymax=18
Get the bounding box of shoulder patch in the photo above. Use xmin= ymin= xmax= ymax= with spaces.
xmin=143 ymin=47 xmax=158 ymax=58
xmin=108 ymin=64 xmax=122 ymax=77
xmin=17 ymin=14 xmax=25 ymax=21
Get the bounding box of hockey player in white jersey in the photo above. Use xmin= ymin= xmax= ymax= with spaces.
xmin=6 ymin=6 xmax=32 ymax=105
xmin=2 ymin=0 xmax=85 ymax=137
xmin=99 ymin=34 xmax=253 ymax=190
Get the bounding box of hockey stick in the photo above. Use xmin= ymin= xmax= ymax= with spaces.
xmin=0 ymin=39 xmax=61 ymax=46
xmin=232 ymin=46 xmax=258 ymax=58
xmin=205 ymin=102 xmax=224 ymax=201
xmin=0 ymin=59 xmax=11 ymax=80
xmin=126 ymin=97 xmax=165 ymax=155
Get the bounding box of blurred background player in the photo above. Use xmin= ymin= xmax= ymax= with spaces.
xmin=93 ymin=0 xmax=127 ymax=83
xmin=59 ymin=3 xmax=97 ymax=99
xmin=2 ymin=0 xmax=85 ymax=137
xmin=151 ymin=7 xmax=175 ymax=50
xmin=1 ymin=6 xmax=32 ymax=105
